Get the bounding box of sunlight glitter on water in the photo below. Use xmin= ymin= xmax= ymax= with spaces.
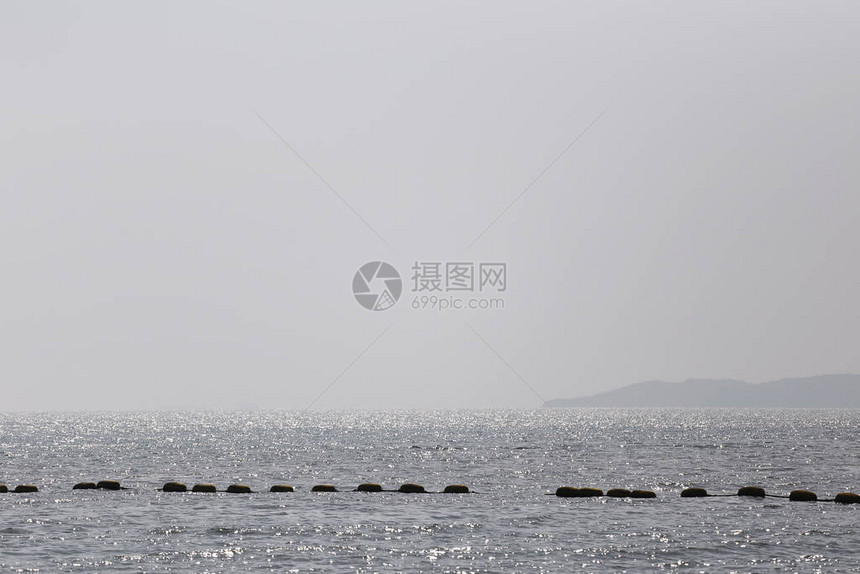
xmin=0 ymin=409 xmax=859 ymax=572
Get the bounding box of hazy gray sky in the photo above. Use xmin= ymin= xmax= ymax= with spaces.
xmin=1 ymin=1 xmax=858 ymax=410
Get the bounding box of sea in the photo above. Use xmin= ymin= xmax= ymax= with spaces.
xmin=1 ymin=409 xmax=859 ymax=573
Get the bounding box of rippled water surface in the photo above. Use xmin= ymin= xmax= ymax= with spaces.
xmin=1 ymin=409 xmax=859 ymax=572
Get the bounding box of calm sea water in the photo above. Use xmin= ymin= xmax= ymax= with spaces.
xmin=1 ymin=409 xmax=859 ymax=572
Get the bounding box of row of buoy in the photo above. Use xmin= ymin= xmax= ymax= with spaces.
xmin=3 ymin=483 xmax=859 ymax=503
xmin=159 ymin=482 xmax=471 ymax=494
xmin=0 ymin=482 xmax=471 ymax=494
xmin=678 ymin=487 xmax=860 ymax=503
xmin=551 ymin=486 xmax=860 ymax=503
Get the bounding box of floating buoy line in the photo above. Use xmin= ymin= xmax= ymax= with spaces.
xmin=0 ymin=482 xmax=858 ymax=503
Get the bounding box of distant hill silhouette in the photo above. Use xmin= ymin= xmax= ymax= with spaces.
xmin=544 ymin=374 xmax=860 ymax=408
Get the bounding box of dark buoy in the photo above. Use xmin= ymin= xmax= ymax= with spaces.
xmin=789 ymin=490 xmax=817 ymax=502
xmin=312 ymin=484 xmax=337 ymax=492
xmin=631 ymin=490 xmax=657 ymax=499
xmin=443 ymin=485 xmax=470 ymax=494
xmin=556 ymin=487 xmax=602 ymax=498
xmin=0 ymin=485 xmax=7 ymax=493
xmin=162 ymin=482 xmax=187 ymax=492
xmin=13 ymin=485 xmax=38 ymax=493
xmin=226 ymin=484 xmax=252 ymax=494
xmin=192 ymin=484 xmax=217 ymax=493
xmin=97 ymin=480 xmax=121 ymax=491
xmin=606 ymin=489 xmax=632 ymax=498
xmin=579 ymin=488 xmax=603 ymax=497
xmin=737 ymin=486 xmax=766 ymax=498
xmin=834 ymin=492 xmax=860 ymax=504
xmin=73 ymin=482 xmax=97 ymax=490
xmin=398 ymin=483 xmax=426 ymax=493
xmin=269 ymin=484 xmax=295 ymax=492
xmin=356 ymin=483 xmax=383 ymax=492
xmin=681 ymin=488 xmax=708 ymax=498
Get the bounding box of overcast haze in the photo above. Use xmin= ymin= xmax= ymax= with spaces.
xmin=1 ymin=1 xmax=858 ymax=411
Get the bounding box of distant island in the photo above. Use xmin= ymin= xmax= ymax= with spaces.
xmin=544 ymin=374 xmax=860 ymax=408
